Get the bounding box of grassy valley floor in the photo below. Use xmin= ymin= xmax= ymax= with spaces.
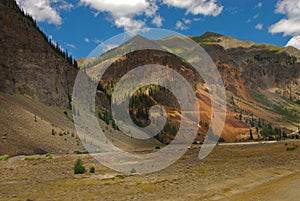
xmin=0 ymin=141 xmax=300 ymax=201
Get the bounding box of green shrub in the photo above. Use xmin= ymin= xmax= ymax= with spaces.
xmin=89 ymin=166 xmax=95 ymax=173
xmin=155 ymin=146 xmax=160 ymax=149
xmin=45 ymin=153 xmax=53 ymax=160
xmin=74 ymin=150 xmax=89 ymax=155
xmin=0 ymin=155 xmax=9 ymax=161
xmin=115 ymin=175 xmax=126 ymax=179
xmin=74 ymin=158 xmax=85 ymax=174
xmin=130 ymin=168 xmax=136 ymax=174
xmin=25 ymin=157 xmax=42 ymax=161
xmin=287 ymin=147 xmax=296 ymax=151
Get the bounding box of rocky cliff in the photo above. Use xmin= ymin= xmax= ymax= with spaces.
xmin=0 ymin=0 xmax=77 ymax=108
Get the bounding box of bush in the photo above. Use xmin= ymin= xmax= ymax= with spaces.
xmin=130 ymin=168 xmax=136 ymax=174
xmin=51 ymin=128 xmax=56 ymax=136
xmin=287 ymin=147 xmax=296 ymax=151
xmin=155 ymin=146 xmax=160 ymax=149
xmin=74 ymin=158 xmax=85 ymax=174
xmin=115 ymin=175 xmax=126 ymax=179
xmin=74 ymin=150 xmax=89 ymax=155
xmin=45 ymin=153 xmax=53 ymax=160
xmin=0 ymin=155 xmax=9 ymax=161
xmin=89 ymin=166 xmax=95 ymax=173
xmin=25 ymin=157 xmax=41 ymax=161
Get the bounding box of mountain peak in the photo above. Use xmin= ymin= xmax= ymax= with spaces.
xmin=201 ymin=32 xmax=224 ymax=38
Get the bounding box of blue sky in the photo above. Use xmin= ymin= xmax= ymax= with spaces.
xmin=16 ymin=0 xmax=300 ymax=59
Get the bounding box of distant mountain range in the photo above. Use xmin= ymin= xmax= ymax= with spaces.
xmin=0 ymin=0 xmax=299 ymax=155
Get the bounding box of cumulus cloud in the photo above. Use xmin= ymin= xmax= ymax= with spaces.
xmin=152 ymin=15 xmax=163 ymax=27
xmin=84 ymin=38 xmax=90 ymax=43
xmin=115 ymin=17 xmax=146 ymax=32
xmin=16 ymin=0 xmax=73 ymax=25
xmin=16 ymin=0 xmax=62 ymax=25
xmin=79 ymin=0 xmax=223 ymax=32
xmin=286 ymin=35 xmax=300 ymax=50
xmin=175 ymin=21 xmax=188 ymax=30
xmin=269 ymin=0 xmax=300 ymax=36
xmin=255 ymin=23 xmax=263 ymax=30
xmin=79 ymin=0 xmax=151 ymax=18
xmin=80 ymin=0 xmax=157 ymax=32
xmin=162 ymin=0 xmax=223 ymax=16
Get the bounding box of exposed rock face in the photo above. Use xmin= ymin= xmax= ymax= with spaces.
xmin=0 ymin=0 xmax=77 ymax=108
xmin=195 ymin=33 xmax=300 ymax=103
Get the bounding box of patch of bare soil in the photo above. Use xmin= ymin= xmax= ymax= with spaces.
xmin=0 ymin=141 xmax=299 ymax=201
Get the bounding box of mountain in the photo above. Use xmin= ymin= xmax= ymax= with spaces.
xmin=0 ymin=0 xmax=77 ymax=108
xmin=0 ymin=1 xmax=161 ymax=156
xmin=81 ymin=32 xmax=300 ymax=143
xmin=0 ymin=0 xmax=82 ymax=155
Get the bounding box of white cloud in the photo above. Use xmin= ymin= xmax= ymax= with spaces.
xmin=79 ymin=0 xmax=151 ymax=18
xmin=193 ymin=17 xmax=202 ymax=21
xmin=253 ymin=13 xmax=259 ymax=19
xmin=58 ymin=1 xmax=73 ymax=11
xmin=256 ymin=2 xmax=263 ymax=8
xmin=80 ymin=0 xmax=158 ymax=32
xmin=152 ymin=15 xmax=163 ymax=27
xmin=145 ymin=1 xmax=159 ymax=17
xmin=84 ymin=38 xmax=90 ymax=43
xmin=162 ymin=0 xmax=223 ymax=16
xmin=16 ymin=0 xmax=72 ymax=25
xmin=94 ymin=38 xmax=102 ymax=44
xmin=269 ymin=0 xmax=300 ymax=36
xmin=16 ymin=0 xmax=63 ymax=25
xmin=102 ymin=43 xmax=119 ymax=52
xmin=64 ymin=42 xmax=76 ymax=49
xmin=175 ymin=21 xmax=188 ymax=30
xmin=80 ymin=0 xmax=223 ymax=32
xmin=286 ymin=35 xmax=300 ymax=50
xmin=270 ymin=18 xmax=300 ymax=36
xmin=255 ymin=23 xmax=263 ymax=30
xmin=115 ymin=17 xmax=146 ymax=32
xmin=183 ymin=18 xmax=192 ymax=24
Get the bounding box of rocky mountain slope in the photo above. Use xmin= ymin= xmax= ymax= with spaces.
xmin=192 ymin=32 xmax=300 ymax=103
xmin=0 ymin=0 xmax=77 ymax=108
xmin=0 ymin=0 xmax=81 ymax=155
xmin=81 ymin=33 xmax=300 ymax=143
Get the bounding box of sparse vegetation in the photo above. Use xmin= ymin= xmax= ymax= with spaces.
xmin=115 ymin=175 xmax=126 ymax=179
xmin=0 ymin=155 xmax=9 ymax=161
xmin=45 ymin=153 xmax=53 ymax=160
xmin=74 ymin=150 xmax=89 ymax=155
xmin=286 ymin=147 xmax=296 ymax=151
xmin=25 ymin=157 xmax=42 ymax=161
